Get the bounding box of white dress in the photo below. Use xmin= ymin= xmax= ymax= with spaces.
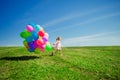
xmin=53 ymin=40 xmax=61 ymax=50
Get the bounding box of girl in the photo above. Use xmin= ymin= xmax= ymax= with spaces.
xmin=52 ymin=37 xmax=62 ymax=56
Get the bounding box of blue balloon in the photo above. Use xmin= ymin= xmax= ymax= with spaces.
xmin=31 ymin=31 xmax=39 ymax=40
xmin=26 ymin=36 xmax=33 ymax=42
xmin=29 ymin=22 xmax=35 ymax=27
xmin=34 ymin=25 xmax=42 ymax=32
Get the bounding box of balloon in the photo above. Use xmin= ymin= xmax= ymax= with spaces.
xmin=25 ymin=45 xmax=29 ymax=49
xmin=26 ymin=25 xmax=34 ymax=32
xmin=42 ymin=33 xmax=49 ymax=44
xmin=45 ymin=42 xmax=51 ymax=51
xmin=42 ymin=37 xmax=48 ymax=43
xmin=25 ymin=30 xmax=32 ymax=37
xmin=26 ymin=36 xmax=33 ymax=42
xmin=38 ymin=45 xmax=45 ymax=51
xmin=28 ymin=41 xmax=37 ymax=49
xmin=20 ymin=23 xmax=51 ymax=53
xmin=38 ymin=30 xmax=45 ymax=37
xmin=20 ymin=30 xmax=32 ymax=38
xmin=36 ymin=39 xmax=43 ymax=46
xmin=31 ymin=31 xmax=39 ymax=40
xmin=34 ymin=24 xmax=43 ymax=32
xmin=45 ymin=33 xmax=49 ymax=38
xmin=23 ymin=40 xmax=28 ymax=46
xmin=28 ymin=48 xmax=34 ymax=52
xmin=29 ymin=22 xmax=35 ymax=27
xmin=20 ymin=32 xmax=26 ymax=38
xmin=39 ymin=36 xmax=42 ymax=39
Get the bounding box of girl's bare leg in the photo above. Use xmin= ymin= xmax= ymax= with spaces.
xmin=59 ymin=50 xmax=62 ymax=56
xmin=51 ymin=49 xmax=62 ymax=56
xmin=54 ymin=50 xmax=57 ymax=55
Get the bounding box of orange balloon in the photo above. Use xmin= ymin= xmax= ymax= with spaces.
xmin=39 ymin=36 xmax=42 ymax=39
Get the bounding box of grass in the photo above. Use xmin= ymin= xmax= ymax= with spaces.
xmin=0 ymin=46 xmax=120 ymax=80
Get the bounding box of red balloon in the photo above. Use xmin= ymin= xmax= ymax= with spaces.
xmin=38 ymin=30 xmax=45 ymax=37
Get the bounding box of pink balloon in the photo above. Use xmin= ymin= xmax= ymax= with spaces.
xmin=26 ymin=25 xmax=34 ymax=32
xmin=35 ymin=39 xmax=44 ymax=46
xmin=38 ymin=45 xmax=45 ymax=51
xmin=45 ymin=33 xmax=49 ymax=39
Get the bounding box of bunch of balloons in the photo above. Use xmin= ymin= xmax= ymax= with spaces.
xmin=20 ymin=23 xmax=51 ymax=52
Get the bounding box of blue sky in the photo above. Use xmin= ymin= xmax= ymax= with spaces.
xmin=0 ymin=0 xmax=120 ymax=46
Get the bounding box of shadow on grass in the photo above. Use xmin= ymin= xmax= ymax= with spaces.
xmin=0 ymin=56 xmax=40 ymax=61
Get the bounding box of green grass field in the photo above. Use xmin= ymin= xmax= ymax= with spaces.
xmin=0 ymin=46 xmax=120 ymax=80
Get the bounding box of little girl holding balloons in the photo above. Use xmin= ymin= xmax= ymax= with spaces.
xmin=52 ymin=36 xmax=62 ymax=56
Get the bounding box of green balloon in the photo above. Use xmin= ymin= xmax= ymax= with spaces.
xmin=24 ymin=30 xmax=32 ymax=38
xmin=20 ymin=32 xmax=26 ymax=38
xmin=20 ymin=30 xmax=32 ymax=38
xmin=45 ymin=42 xmax=51 ymax=51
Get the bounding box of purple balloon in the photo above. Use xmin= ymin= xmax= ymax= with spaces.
xmin=42 ymin=37 xmax=48 ymax=43
xmin=28 ymin=41 xmax=37 ymax=49
xmin=28 ymin=48 xmax=34 ymax=52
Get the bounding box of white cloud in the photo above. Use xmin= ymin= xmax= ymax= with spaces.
xmin=44 ymin=5 xmax=117 ymax=27
xmin=50 ymin=12 xmax=120 ymax=33
xmin=62 ymin=32 xmax=120 ymax=46
xmin=44 ymin=4 xmax=120 ymax=28
xmin=75 ymin=12 xmax=120 ymax=25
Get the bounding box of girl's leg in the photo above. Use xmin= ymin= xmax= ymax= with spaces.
xmin=53 ymin=49 xmax=58 ymax=56
xmin=59 ymin=50 xmax=62 ymax=56
xmin=54 ymin=50 xmax=57 ymax=55
xmin=51 ymin=48 xmax=57 ymax=56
